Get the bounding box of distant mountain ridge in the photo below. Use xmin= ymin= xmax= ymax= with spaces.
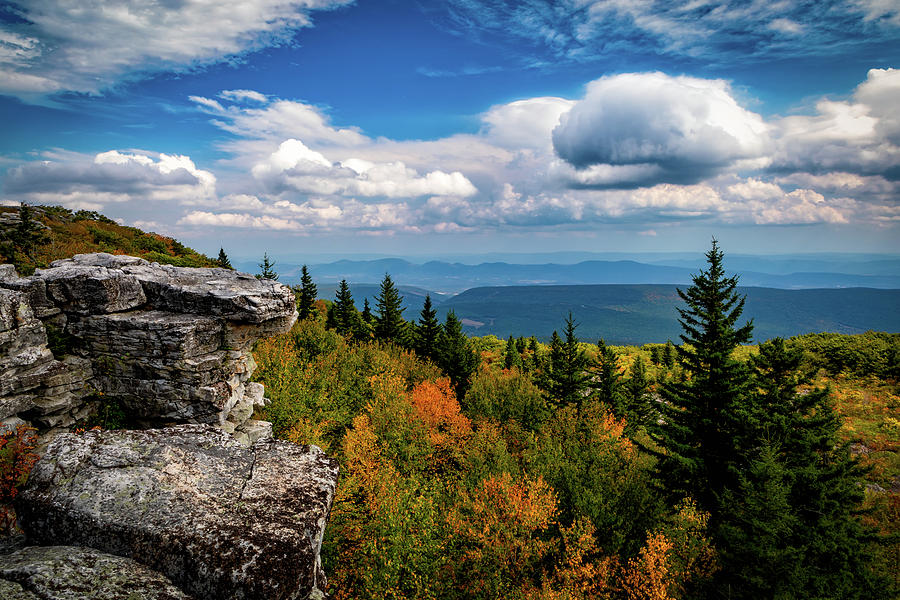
xmin=244 ymin=257 xmax=900 ymax=293
xmin=437 ymin=284 xmax=900 ymax=344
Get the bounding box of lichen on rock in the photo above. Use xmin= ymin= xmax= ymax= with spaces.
xmin=17 ymin=425 xmax=339 ymax=600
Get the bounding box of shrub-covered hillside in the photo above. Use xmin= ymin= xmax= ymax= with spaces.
xmin=0 ymin=203 xmax=217 ymax=275
xmin=254 ymin=248 xmax=899 ymax=599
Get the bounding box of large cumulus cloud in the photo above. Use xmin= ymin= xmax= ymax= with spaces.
xmin=773 ymin=68 xmax=900 ymax=178
xmin=3 ymin=150 xmax=216 ymax=210
xmin=552 ymin=72 xmax=770 ymax=186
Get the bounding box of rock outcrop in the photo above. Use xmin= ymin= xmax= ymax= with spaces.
xmin=0 ymin=253 xmax=296 ymax=439
xmin=1 ymin=255 xmax=339 ymax=599
xmin=17 ymin=426 xmax=339 ymax=600
xmin=0 ymin=546 xmax=193 ymax=600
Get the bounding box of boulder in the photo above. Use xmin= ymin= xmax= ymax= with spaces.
xmin=0 ymin=546 xmax=193 ymax=600
xmin=17 ymin=425 xmax=339 ymax=600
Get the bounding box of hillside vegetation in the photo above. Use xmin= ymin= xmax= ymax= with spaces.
xmin=254 ymin=247 xmax=898 ymax=599
xmin=0 ymin=203 xmax=217 ymax=275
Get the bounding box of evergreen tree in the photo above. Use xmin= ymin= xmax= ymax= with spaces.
xmin=648 ymin=239 xmax=753 ymax=514
xmin=593 ymin=339 xmax=625 ymax=417
xmin=256 ymin=252 xmax=278 ymax=280
xmin=415 ymin=295 xmax=441 ymax=361
xmin=662 ymin=340 xmax=675 ymax=369
xmin=361 ymin=298 xmax=374 ymax=325
xmin=297 ymin=265 xmax=318 ymax=320
xmin=332 ymin=280 xmax=357 ymax=336
xmin=543 ymin=313 xmax=591 ymax=408
xmin=216 ymin=248 xmax=232 ymax=269
xmin=437 ymin=311 xmax=478 ymax=399
xmin=623 ymin=354 xmax=653 ymax=432
xmin=515 ymin=337 xmax=527 ymax=354
xmin=503 ymin=335 xmax=523 ymax=370
xmin=374 ymin=273 xmax=407 ymax=345
xmin=649 ymin=345 xmax=661 ymax=366
xmin=711 ymin=337 xmax=894 ymax=599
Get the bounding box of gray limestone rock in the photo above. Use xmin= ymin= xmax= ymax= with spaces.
xmin=28 ymin=264 xmax=146 ymax=315
xmin=50 ymin=254 xmax=296 ymax=324
xmin=17 ymin=425 xmax=339 ymax=600
xmin=0 ymin=254 xmax=296 ymax=434
xmin=0 ymin=546 xmax=193 ymax=600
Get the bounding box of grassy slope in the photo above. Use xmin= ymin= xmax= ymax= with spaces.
xmin=0 ymin=204 xmax=217 ymax=274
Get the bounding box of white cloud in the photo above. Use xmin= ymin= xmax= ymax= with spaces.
xmin=219 ymin=89 xmax=269 ymax=104
xmin=191 ymin=95 xmax=368 ymax=149
xmin=481 ymin=97 xmax=575 ymax=150
xmin=3 ymin=150 xmax=216 ymax=207
xmin=0 ymin=0 xmax=352 ymax=99
xmin=251 ymin=138 xmax=478 ymax=199
xmin=552 ymin=72 xmax=770 ymax=185
xmin=773 ymin=68 xmax=900 ymax=175
xmin=178 ymin=211 xmax=299 ymax=230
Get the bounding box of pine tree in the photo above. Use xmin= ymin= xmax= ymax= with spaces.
xmin=256 ymin=252 xmax=278 ymax=280
xmin=648 ymin=239 xmax=753 ymax=514
xmin=297 ymin=265 xmax=318 ymax=320
xmin=503 ymin=335 xmax=523 ymax=370
xmin=662 ymin=340 xmax=675 ymax=369
xmin=437 ymin=311 xmax=478 ymax=399
xmin=332 ymin=279 xmax=357 ymax=337
xmin=543 ymin=313 xmax=591 ymax=408
xmin=593 ymin=339 xmax=625 ymax=417
xmin=415 ymin=295 xmax=441 ymax=361
xmin=361 ymin=298 xmax=374 ymax=325
xmin=216 ymin=248 xmax=232 ymax=269
xmin=649 ymin=345 xmax=661 ymax=366
xmin=516 ymin=337 xmax=527 ymax=354
xmin=712 ymin=337 xmax=894 ymax=599
xmin=374 ymin=273 xmax=407 ymax=345
xmin=623 ymin=354 xmax=653 ymax=432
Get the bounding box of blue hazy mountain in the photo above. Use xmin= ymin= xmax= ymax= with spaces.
xmin=437 ymin=285 xmax=900 ymax=344
xmin=239 ymin=256 xmax=900 ymax=294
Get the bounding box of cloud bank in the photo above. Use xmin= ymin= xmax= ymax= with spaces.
xmin=2 ymin=70 xmax=897 ymax=236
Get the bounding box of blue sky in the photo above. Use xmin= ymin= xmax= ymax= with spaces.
xmin=1 ymin=0 xmax=898 ymax=260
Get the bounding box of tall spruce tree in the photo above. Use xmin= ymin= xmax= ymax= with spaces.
xmin=361 ymin=298 xmax=374 ymax=325
xmin=503 ymin=335 xmax=523 ymax=370
xmin=593 ymin=339 xmax=625 ymax=417
xmin=415 ymin=295 xmax=441 ymax=361
xmin=712 ymin=337 xmax=894 ymax=599
xmin=216 ymin=248 xmax=232 ymax=269
xmin=297 ymin=265 xmax=318 ymax=320
xmin=332 ymin=279 xmax=358 ymax=337
xmin=374 ymin=273 xmax=407 ymax=345
xmin=648 ymin=239 xmax=753 ymax=514
xmin=437 ymin=311 xmax=478 ymax=399
xmin=623 ymin=354 xmax=653 ymax=432
xmin=543 ymin=313 xmax=591 ymax=408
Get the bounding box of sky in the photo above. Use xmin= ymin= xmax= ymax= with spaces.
xmin=1 ymin=0 xmax=899 ymax=260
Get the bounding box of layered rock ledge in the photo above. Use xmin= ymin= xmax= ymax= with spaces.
xmin=17 ymin=425 xmax=339 ymax=600
xmin=0 ymin=253 xmax=297 ymax=439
